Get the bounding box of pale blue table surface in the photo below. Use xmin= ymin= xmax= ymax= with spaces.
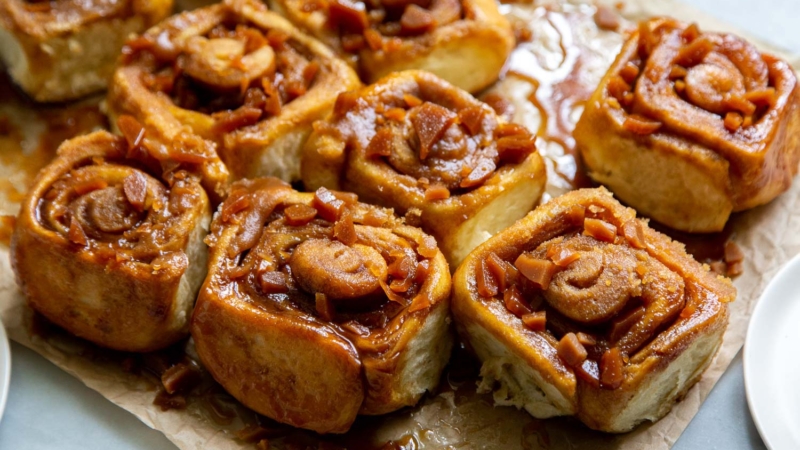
xmin=1 ymin=0 xmax=798 ymax=448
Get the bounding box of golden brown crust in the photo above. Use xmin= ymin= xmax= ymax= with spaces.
xmin=191 ymin=178 xmax=452 ymax=434
xmin=302 ymin=70 xmax=547 ymax=268
xmin=575 ymin=18 xmax=800 ymax=232
xmin=267 ymin=0 xmax=513 ymax=93
xmin=0 ymin=0 xmax=173 ymax=102
xmin=107 ymin=0 xmax=361 ymax=183
xmin=452 ymin=187 xmax=734 ymax=432
xmin=10 ymin=130 xmax=211 ymax=352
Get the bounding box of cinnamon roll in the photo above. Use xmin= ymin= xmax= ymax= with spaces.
xmin=192 ymin=178 xmax=452 ymax=434
xmin=11 ymin=131 xmax=212 ymax=352
xmin=267 ymin=0 xmax=513 ymax=93
xmin=0 ymin=0 xmax=173 ymax=102
xmin=575 ymin=19 xmax=800 ymax=232
xmin=108 ymin=0 xmax=361 ymax=183
xmin=302 ymin=71 xmax=547 ymax=268
xmin=452 ymin=187 xmax=735 ymax=432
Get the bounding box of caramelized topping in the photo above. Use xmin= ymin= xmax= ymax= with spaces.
xmin=484 ymin=252 xmax=508 ymax=292
xmin=424 ymin=184 xmax=450 ymax=201
xmin=476 ymin=258 xmax=499 ymax=298
xmin=333 ymin=211 xmax=357 ymax=246
xmin=503 ymin=285 xmax=531 ymax=317
xmin=400 ymin=5 xmax=436 ymax=36
xmin=129 ymin=19 xmax=320 ymax=133
xmin=497 ymin=135 xmax=536 ymax=164
xmin=724 ymin=112 xmax=743 ymax=132
xmin=259 ymin=271 xmax=289 ymax=294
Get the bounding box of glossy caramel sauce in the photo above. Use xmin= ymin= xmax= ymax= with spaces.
xmin=484 ymin=1 xmax=628 ymax=200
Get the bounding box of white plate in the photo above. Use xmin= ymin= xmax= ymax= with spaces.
xmin=0 ymin=321 xmax=10 ymax=422
xmin=744 ymin=253 xmax=800 ymax=450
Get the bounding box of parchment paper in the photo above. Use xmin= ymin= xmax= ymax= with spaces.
xmin=1 ymin=1 xmax=799 ymax=449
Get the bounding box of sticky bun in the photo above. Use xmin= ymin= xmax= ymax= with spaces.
xmin=0 ymin=0 xmax=173 ymax=102
xmin=192 ymin=178 xmax=452 ymax=433
xmin=11 ymin=131 xmax=212 ymax=352
xmin=108 ymin=0 xmax=361 ymax=183
xmin=267 ymin=0 xmax=513 ymax=93
xmin=302 ymin=70 xmax=547 ymax=268
xmin=452 ymin=187 xmax=735 ymax=432
xmin=575 ymin=19 xmax=800 ymax=232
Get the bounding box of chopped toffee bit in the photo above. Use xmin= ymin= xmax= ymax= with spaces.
xmin=484 ymin=252 xmax=508 ymax=292
xmin=503 ymin=285 xmax=532 ymax=317
xmin=583 ymin=218 xmax=617 ymax=243
xmin=600 ymin=347 xmax=625 ymax=389
xmin=521 ymin=311 xmax=546 ymax=331
xmin=557 ymin=333 xmax=588 ymax=368
xmin=515 ymin=254 xmax=557 ymax=289
xmin=284 ymin=204 xmax=318 ymax=226
xmin=497 ymin=134 xmax=536 ymax=164
xmin=410 ymin=102 xmax=458 ymax=160
xmin=312 ymin=187 xmax=346 ymax=221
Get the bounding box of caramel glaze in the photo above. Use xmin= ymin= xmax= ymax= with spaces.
xmin=484 ymin=2 xmax=628 ymax=191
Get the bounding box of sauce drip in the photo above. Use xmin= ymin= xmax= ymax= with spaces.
xmin=485 ymin=2 xmax=627 ymax=196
